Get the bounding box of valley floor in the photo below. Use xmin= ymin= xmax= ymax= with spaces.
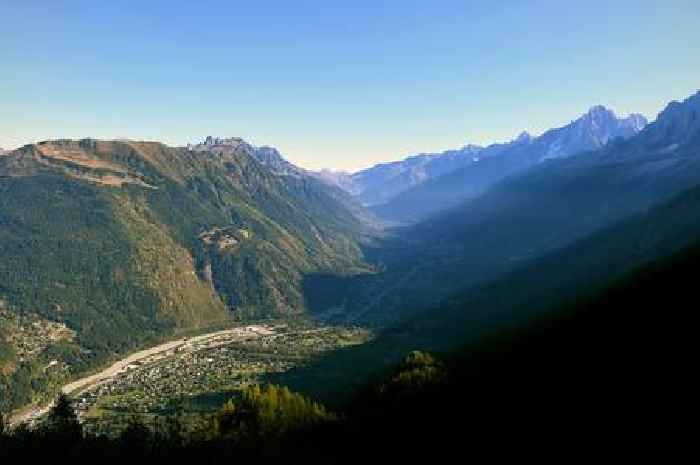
xmin=9 ymin=323 xmax=373 ymax=432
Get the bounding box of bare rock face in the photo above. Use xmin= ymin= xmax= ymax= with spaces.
xmin=189 ymin=136 xmax=305 ymax=177
xmin=641 ymin=90 xmax=700 ymax=147
xmin=533 ymin=105 xmax=647 ymax=162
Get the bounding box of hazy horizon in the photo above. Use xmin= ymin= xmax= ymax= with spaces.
xmin=2 ymin=0 xmax=699 ymax=171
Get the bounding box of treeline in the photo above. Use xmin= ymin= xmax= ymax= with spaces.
xmin=0 ymin=351 xmax=448 ymax=461
xmin=0 ymin=383 xmax=339 ymax=461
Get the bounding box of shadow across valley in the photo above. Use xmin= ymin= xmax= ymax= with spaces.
xmin=283 ymin=182 xmax=700 ymax=405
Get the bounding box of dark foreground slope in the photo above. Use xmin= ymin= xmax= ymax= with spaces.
xmin=2 ymin=237 xmax=693 ymax=461
xmin=279 ymin=227 xmax=699 ymax=458
xmin=283 ymin=177 xmax=700 ymax=404
xmin=0 ymin=139 xmax=373 ymax=413
xmin=333 ymin=240 xmax=696 ymax=458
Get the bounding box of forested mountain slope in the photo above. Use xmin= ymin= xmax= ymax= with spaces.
xmin=0 ymin=138 xmax=375 ymax=412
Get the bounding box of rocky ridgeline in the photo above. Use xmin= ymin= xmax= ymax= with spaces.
xmin=187 ymin=136 xmax=306 ymax=177
xmin=345 ymin=105 xmax=649 ymax=208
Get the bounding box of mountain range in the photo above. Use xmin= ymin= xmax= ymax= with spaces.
xmin=189 ymin=137 xmax=308 ymax=178
xmin=347 ymin=144 xmax=484 ymax=206
xmin=187 ymin=136 xmax=381 ymax=227
xmin=367 ymin=106 xmax=648 ymax=222
xmin=304 ymin=91 xmax=700 ymax=324
xmin=274 ymin=91 xmax=700 ymax=408
xmin=196 ymin=106 xmax=648 ymax=218
xmin=2 ymin=89 xmax=699 ymax=424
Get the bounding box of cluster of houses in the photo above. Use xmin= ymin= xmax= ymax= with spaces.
xmin=76 ymin=326 xmax=370 ymax=432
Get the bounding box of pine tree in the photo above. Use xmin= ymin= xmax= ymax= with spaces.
xmin=119 ymin=415 xmax=151 ymax=451
xmin=215 ymin=384 xmax=336 ymax=441
xmin=42 ymin=393 xmax=82 ymax=439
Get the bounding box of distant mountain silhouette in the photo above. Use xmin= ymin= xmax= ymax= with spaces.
xmin=349 ymin=144 xmax=484 ymax=206
xmin=372 ymin=105 xmax=647 ymax=222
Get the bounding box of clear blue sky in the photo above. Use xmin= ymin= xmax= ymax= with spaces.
xmin=1 ymin=0 xmax=698 ymax=171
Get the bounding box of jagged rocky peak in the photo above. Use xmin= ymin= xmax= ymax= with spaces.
xmin=188 ymin=136 xmax=250 ymax=152
xmin=579 ymin=105 xmax=620 ymax=130
xmin=532 ymin=105 xmax=647 ymax=162
xmin=647 ymin=90 xmax=700 ymax=144
xmin=576 ymin=105 xmax=646 ymax=143
xmin=251 ymin=146 xmax=305 ymax=176
xmin=254 ymin=145 xmax=285 ymax=162
xmin=622 ymin=113 xmax=648 ymax=131
xmin=188 ymin=136 xmax=306 ymax=176
xmin=205 ymin=136 xmax=245 ymax=146
xmin=577 ymin=105 xmax=647 ymax=130
xmin=514 ymin=131 xmax=533 ymax=144
xmin=188 ymin=135 xmax=257 ymax=153
xmin=586 ymin=104 xmax=615 ymax=116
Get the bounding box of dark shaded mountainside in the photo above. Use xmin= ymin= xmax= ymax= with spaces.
xmin=276 ymin=174 xmax=700 ymax=405
xmin=0 ymin=139 xmax=375 ymax=412
xmin=336 ymin=235 xmax=697 ymax=458
xmin=306 ymin=91 xmax=700 ymax=325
